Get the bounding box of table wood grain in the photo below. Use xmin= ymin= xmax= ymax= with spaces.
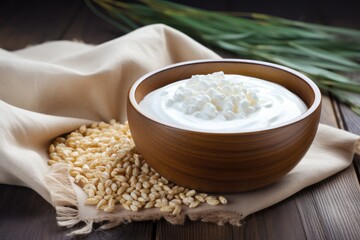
xmin=1 ymin=1 xmax=359 ymax=239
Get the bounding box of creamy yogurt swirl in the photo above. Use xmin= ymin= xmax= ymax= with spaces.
xmin=139 ymin=72 xmax=307 ymax=133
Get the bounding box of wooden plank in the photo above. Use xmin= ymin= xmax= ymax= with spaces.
xmin=320 ymin=94 xmax=339 ymax=127
xmin=60 ymin=2 xmax=158 ymax=239
xmin=84 ymin=222 xmax=155 ymax=240
xmin=295 ymin=192 xmax=327 ymax=240
xmin=239 ymin=197 xmax=306 ymax=240
xmin=295 ymin=166 xmax=360 ymax=240
xmin=0 ymin=0 xmax=81 ymax=238
xmin=331 ymin=96 xmax=345 ymax=129
xmin=0 ymin=184 xmax=155 ymax=240
xmin=1 ymin=1 xmax=359 ymax=239
xmin=0 ymin=0 xmax=81 ymax=50
xmin=156 ymin=219 xmax=233 ymax=240
xmin=338 ymin=102 xmax=360 ymax=135
xmin=0 ymin=1 xmax=85 ymax=239
xmin=0 ymin=185 xmax=65 ymax=240
xmin=0 ymin=1 xmax=156 ymax=239
xmin=239 ymin=212 xmax=267 ymax=240
xmin=290 ymin=93 xmax=337 ymax=240
xmin=338 ymin=103 xmax=360 ymax=182
xmin=311 ymin=166 xmax=360 ymax=239
xmin=294 ymin=94 xmax=360 ymax=239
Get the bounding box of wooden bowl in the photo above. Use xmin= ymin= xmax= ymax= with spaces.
xmin=127 ymin=59 xmax=321 ymax=193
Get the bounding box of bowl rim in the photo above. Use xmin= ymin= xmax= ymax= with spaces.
xmin=128 ymin=59 xmax=321 ymax=134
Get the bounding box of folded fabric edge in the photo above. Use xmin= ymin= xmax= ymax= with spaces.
xmin=45 ymin=163 xmax=243 ymax=236
xmin=45 ymin=163 xmax=91 ymax=235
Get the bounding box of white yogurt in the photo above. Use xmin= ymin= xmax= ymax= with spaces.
xmin=139 ymin=72 xmax=307 ymax=133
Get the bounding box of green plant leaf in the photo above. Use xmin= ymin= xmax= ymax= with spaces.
xmin=89 ymin=0 xmax=360 ymax=115
xmin=290 ymin=42 xmax=360 ymax=68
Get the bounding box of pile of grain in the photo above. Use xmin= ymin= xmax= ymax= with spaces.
xmin=48 ymin=120 xmax=227 ymax=215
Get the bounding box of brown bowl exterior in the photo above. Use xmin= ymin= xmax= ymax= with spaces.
xmin=127 ymin=60 xmax=321 ymax=193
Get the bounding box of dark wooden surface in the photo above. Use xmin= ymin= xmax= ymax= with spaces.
xmin=1 ymin=1 xmax=360 ymax=239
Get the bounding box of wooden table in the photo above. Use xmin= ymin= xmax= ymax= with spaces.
xmin=1 ymin=1 xmax=359 ymax=239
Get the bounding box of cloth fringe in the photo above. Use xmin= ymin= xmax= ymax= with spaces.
xmin=95 ymin=210 xmax=243 ymax=232
xmin=45 ymin=164 xmax=244 ymax=236
xmin=68 ymin=220 xmax=94 ymax=236
xmin=46 ymin=163 xmax=93 ymax=236
xmin=43 ymin=135 xmax=360 ymax=236
xmin=188 ymin=210 xmax=243 ymax=227
xmin=44 ymin=137 xmax=360 ymax=236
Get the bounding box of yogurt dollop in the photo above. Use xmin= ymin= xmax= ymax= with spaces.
xmin=139 ymin=72 xmax=307 ymax=133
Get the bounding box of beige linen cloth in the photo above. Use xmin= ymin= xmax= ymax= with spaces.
xmin=1 ymin=24 xmax=359 ymax=235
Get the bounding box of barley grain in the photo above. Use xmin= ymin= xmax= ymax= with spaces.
xmin=144 ymin=202 xmax=154 ymax=209
xmin=122 ymin=203 xmax=131 ymax=211
xmin=219 ymin=196 xmax=227 ymax=205
xmin=130 ymin=205 xmax=138 ymax=212
xmin=206 ymin=199 xmax=220 ymax=206
xmin=189 ymin=201 xmax=200 ymax=208
xmin=48 ymin=120 xmax=227 ymax=214
xmin=160 ymin=205 xmax=173 ymax=213
xmin=172 ymin=205 xmax=181 ymax=215
xmin=85 ymin=198 xmax=99 ymax=205
xmin=96 ymin=199 xmax=107 ymax=209
xmin=195 ymin=195 xmax=205 ymax=203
